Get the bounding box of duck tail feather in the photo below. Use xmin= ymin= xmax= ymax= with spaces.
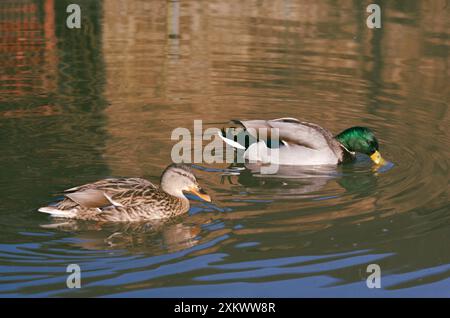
xmin=218 ymin=130 xmax=246 ymax=150
xmin=38 ymin=207 xmax=77 ymax=218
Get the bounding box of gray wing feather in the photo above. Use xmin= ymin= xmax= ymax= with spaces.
xmin=234 ymin=118 xmax=337 ymax=150
xmin=65 ymin=189 xmax=112 ymax=208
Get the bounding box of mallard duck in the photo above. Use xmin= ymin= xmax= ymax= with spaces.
xmin=219 ymin=118 xmax=385 ymax=166
xmin=38 ymin=164 xmax=211 ymax=222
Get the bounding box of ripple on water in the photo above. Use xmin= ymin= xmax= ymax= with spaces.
xmin=0 ymin=0 xmax=448 ymax=297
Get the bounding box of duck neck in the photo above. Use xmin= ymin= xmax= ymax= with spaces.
xmin=335 ymin=132 xmax=349 ymax=151
xmin=335 ymin=127 xmax=361 ymax=153
xmin=160 ymin=184 xmax=190 ymax=215
xmin=160 ymin=180 xmax=186 ymax=199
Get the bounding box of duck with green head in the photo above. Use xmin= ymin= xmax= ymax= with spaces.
xmin=219 ymin=118 xmax=386 ymax=166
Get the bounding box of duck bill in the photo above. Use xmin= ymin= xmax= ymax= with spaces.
xmin=370 ymin=150 xmax=385 ymax=165
xmin=190 ymin=187 xmax=211 ymax=202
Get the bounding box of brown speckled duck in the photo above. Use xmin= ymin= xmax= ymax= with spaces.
xmin=38 ymin=164 xmax=211 ymax=222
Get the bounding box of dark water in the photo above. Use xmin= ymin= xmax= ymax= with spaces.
xmin=0 ymin=0 xmax=448 ymax=297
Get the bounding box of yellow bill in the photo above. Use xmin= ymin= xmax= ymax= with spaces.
xmin=370 ymin=150 xmax=385 ymax=165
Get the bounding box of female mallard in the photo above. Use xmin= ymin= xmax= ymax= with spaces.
xmin=38 ymin=164 xmax=211 ymax=222
xmin=219 ymin=118 xmax=385 ymax=166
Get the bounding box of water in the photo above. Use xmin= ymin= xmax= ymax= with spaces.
xmin=0 ymin=0 xmax=448 ymax=297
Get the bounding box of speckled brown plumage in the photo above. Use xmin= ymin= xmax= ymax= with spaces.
xmin=38 ymin=164 xmax=210 ymax=222
xmin=52 ymin=178 xmax=188 ymax=221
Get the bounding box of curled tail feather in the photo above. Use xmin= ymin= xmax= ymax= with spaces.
xmin=218 ymin=130 xmax=246 ymax=150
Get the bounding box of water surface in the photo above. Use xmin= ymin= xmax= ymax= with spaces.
xmin=0 ymin=0 xmax=449 ymax=297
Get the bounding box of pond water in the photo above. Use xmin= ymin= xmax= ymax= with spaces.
xmin=0 ymin=0 xmax=448 ymax=297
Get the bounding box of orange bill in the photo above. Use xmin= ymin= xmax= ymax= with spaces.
xmin=190 ymin=187 xmax=211 ymax=202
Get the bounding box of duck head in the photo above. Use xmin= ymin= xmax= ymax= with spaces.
xmin=335 ymin=127 xmax=385 ymax=165
xmin=161 ymin=164 xmax=211 ymax=202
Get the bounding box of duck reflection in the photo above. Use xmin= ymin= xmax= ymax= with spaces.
xmin=224 ymin=161 xmax=378 ymax=197
xmin=41 ymin=216 xmax=201 ymax=253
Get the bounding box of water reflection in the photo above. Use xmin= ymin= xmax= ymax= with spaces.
xmin=41 ymin=217 xmax=201 ymax=254
xmin=0 ymin=0 xmax=448 ymax=297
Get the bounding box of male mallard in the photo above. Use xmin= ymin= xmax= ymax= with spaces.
xmin=38 ymin=164 xmax=211 ymax=222
xmin=219 ymin=118 xmax=385 ymax=166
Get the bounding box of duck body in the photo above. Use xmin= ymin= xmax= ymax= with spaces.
xmin=38 ymin=164 xmax=211 ymax=222
xmin=220 ymin=118 xmax=383 ymax=166
xmin=244 ymin=139 xmax=346 ymax=165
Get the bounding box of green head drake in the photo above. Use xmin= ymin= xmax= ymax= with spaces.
xmin=335 ymin=126 xmax=385 ymax=165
